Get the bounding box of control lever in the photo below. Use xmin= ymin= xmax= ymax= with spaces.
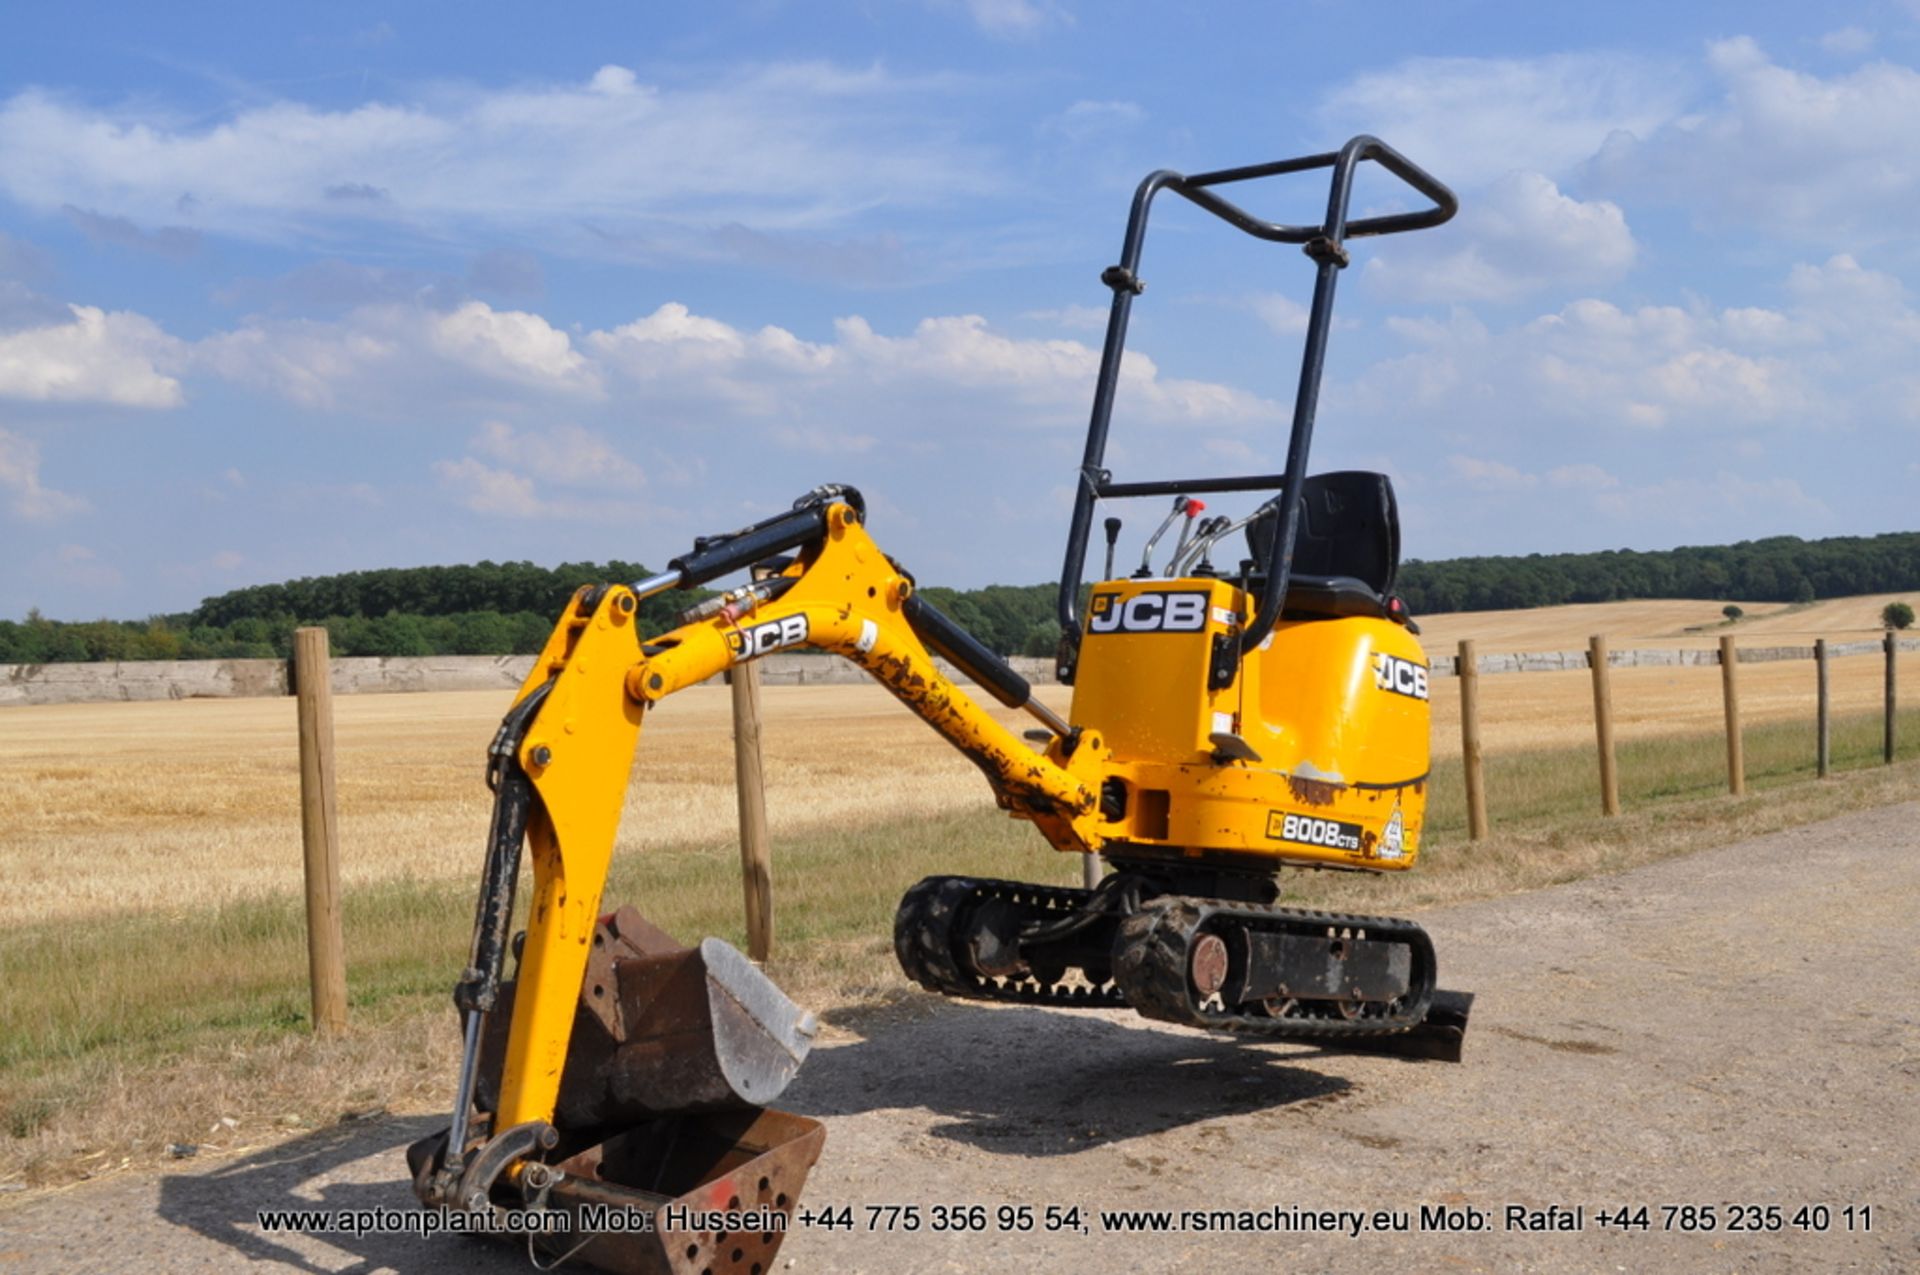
xmin=1102 ymin=517 xmax=1123 ymax=580
xmin=1172 ymin=515 xmax=1232 ymax=576
xmin=1165 ymin=499 xmax=1207 ymax=577
xmin=1135 ymin=496 xmax=1189 ymax=577
xmin=1176 ymin=506 xmax=1267 ymax=578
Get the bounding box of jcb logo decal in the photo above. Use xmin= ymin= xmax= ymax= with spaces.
xmin=727 ymin=614 xmax=808 ymax=662
xmin=1087 ymin=590 xmax=1209 ymax=635
xmin=1266 ymin=811 xmax=1363 ymax=851
xmin=1372 ymin=652 xmax=1429 ymax=701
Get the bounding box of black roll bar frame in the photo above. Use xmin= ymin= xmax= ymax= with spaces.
xmin=1053 ymin=135 xmax=1456 ymax=682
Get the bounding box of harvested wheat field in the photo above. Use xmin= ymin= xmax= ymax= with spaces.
xmin=0 ymin=684 xmax=1064 ymax=926
xmin=1 ymin=626 xmax=1912 ymax=926
xmin=1415 ymin=590 xmax=1918 ymax=652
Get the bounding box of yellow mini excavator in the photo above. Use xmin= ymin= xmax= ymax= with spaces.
xmin=410 ymin=136 xmax=1473 ymax=1272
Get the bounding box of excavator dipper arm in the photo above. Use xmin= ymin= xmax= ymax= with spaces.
xmin=422 ymin=492 xmax=1111 ymax=1216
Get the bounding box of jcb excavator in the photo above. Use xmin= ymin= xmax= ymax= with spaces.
xmin=410 ymin=136 xmax=1472 ymax=1272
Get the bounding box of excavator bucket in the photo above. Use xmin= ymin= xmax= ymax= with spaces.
xmin=409 ymin=907 xmax=825 ymax=1274
xmin=529 ymin=1107 xmax=825 ymax=1275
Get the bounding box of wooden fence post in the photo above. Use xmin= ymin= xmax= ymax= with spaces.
xmin=1721 ymin=634 xmax=1745 ymax=796
xmin=1589 ymin=635 xmax=1620 ymax=816
xmin=732 ymin=593 xmax=774 ymax=963
xmin=1458 ymin=639 xmax=1488 ymax=840
xmin=293 ymin=627 xmax=348 ymax=1035
xmin=1887 ymin=631 xmax=1899 ymax=765
xmin=1815 ymin=638 xmax=1830 ymax=778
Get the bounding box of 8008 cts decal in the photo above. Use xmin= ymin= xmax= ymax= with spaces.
xmin=1265 ymin=810 xmax=1364 ymax=851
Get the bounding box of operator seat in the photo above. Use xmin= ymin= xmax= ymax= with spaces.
xmin=1245 ymin=470 xmax=1411 ymax=624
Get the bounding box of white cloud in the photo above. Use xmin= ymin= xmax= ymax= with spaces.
xmin=1424 ymin=456 xmax=1827 ymax=534
xmin=1588 ymin=38 xmax=1920 ymax=240
xmin=0 ymin=64 xmax=993 ymax=256
xmin=1546 ymin=463 xmax=1620 ymax=490
xmin=1819 ymin=27 xmax=1875 ymax=56
xmin=194 ymin=318 xmax=396 ymax=410
xmin=1317 ymin=52 xmax=1689 ymax=186
xmin=1448 ymin=455 xmax=1537 ymax=492
xmin=1365 ymin=172 xmax=1637 ymax=303
xmin=0 ymin=427 xmax=87 ymax=520
xmin=1021 ymin=303 xmax=1108 ymax=331
xmin=1528 ymin=299 xmax=1808 ymax=427
xmin=434 ymin=422 xmax=652 ymax=520
xmin=183 ymin=294 xmax=1273 ymax=448
xmin=429 ymin=302 xmax=597 ymax=394
xmin=434 ymin=456 xmax=546 ymax=517
xmin=196 ymin=300 xmax=598 ymax=409
xmin=587 ymin=302 xmax=1277 ymax=430
xmin=1784 ymin=253 xmax=1920 ymax=344
xmin=1356 ymin=289 xmax=1828 ymax=435
xmin=1039 ymin=99 xmax=1143 ymax=142
xmin=0 ymin=304 xmax=184 ymax=406
xmin=1250 ymin=294 xmax=1310 ymax=336
xmin=470 ymin=420 xmax=645 ymax=488
xmin=957 ymin=0 xmax=1066 ymax=37
xmin=406 ymin=302 xmax=1274 ymax=521
xmin=1589 ymin=471 xmax=1829 ymax=523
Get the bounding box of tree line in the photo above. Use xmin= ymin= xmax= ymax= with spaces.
xmin=3 ymin=530 xmax=1917 ymax=665
xmin=1393 ymin=531 xmax=1920 ymax=615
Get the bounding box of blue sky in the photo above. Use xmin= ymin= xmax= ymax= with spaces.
xmin=3 ymin=1 xmax=1919 ymax=620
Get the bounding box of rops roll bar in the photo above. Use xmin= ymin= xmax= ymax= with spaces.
xmin=1053 ymin=135 xmax=1456 ymax=684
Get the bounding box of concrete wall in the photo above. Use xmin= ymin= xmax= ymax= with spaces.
xmin=3 ymin=641 xmax=1910 ymax=707
xmin=1 ymin=651 xmax=1060 ymax=707
xmin=1428 ymin=637 xmax=1916 ymax=678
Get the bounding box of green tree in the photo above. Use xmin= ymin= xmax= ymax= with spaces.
xmin=1722 ymin=605 xmax=1743 ymax=621
xmin=1884 ymin=601 xmax=1915 ymax=631
xmin=1020 ymin=622 xmax=1061 ymax=658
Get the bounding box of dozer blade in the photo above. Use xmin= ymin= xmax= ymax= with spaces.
xmin=1314 ymin=989 xmax=1475 ymax=1062
xmin=410 ymin=906 xmax=825 ymax=1275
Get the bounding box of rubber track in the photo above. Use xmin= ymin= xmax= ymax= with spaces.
xmin=895 ymin=876 xmax=1437 ymax=1041
xmin=895 ymin=875 xmax=1130 ymax=1009
xmin=1112 ymin=897 xmax=1436 ymax=1041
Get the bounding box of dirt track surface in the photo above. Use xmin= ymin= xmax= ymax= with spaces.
xmin=5 ymin=804 xmax=1918 ymax=1274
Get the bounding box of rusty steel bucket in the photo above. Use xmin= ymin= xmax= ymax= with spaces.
xmin=415 ymin=906 xmax=825 ymax=1275
xmin=476 ymin=907 xmax=820 ymax=1124
xmin=530 ymin=1107 xmax=826 ymax=1275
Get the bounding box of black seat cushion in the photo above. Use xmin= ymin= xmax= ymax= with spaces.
xmin=1246 ymin=471 xmax=1402 ymax=620
xmin=1280 ymin=574 xmax=1390 ymax=621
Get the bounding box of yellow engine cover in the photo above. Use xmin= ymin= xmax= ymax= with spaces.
xmin=1068 ymin=576 xmax=1431 ymax=872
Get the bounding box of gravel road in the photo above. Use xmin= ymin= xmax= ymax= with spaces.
xmin=4 ymin=803 xmax=1917 ymax=1273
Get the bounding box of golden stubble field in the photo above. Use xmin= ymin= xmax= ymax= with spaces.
xmin=2 ymin=620 xmax=1912 ymax=927
xmin=1414 ymin=590 xmax=1916 ymax=651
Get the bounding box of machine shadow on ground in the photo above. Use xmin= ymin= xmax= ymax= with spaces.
xmin=155 ymin=1115 xmax=525 ymax=1275
xmin=150 ymin=1004 xmax=1364 ymax=1272
xmin=783 ymin=1000 xmax=1359 ymax=1155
